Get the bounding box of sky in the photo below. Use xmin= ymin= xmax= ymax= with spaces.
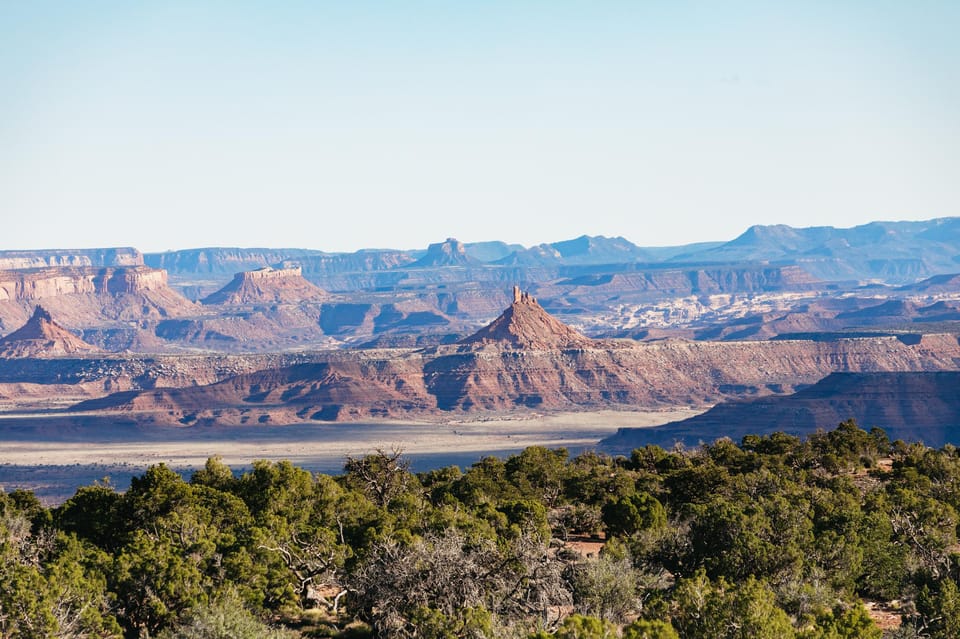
xmin=1 ymin=1 xmax=958 ymax=253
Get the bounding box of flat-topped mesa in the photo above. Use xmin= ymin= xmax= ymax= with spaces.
xmin=0 ymin=248 xmax=143 ymax=270
xmin=0 ymin=265 xmax=170 ymax=302
xmin=458 ymin=287 xmax=594 ymax=350
xmin=97 ymin=266 xmax=169 ymax=294
xmin=0 ymin=305 xmax=98 ymax=357
xmin=243 ymin=266 xmax=303 ymax=281
xmin=409 ymin=238 xmax=482 ymax=268
xmin=201 ymin=266 xmax=327 ymax=305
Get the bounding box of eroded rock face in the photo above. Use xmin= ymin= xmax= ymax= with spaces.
xmin=408 ymin=238 xmax=480 ymax=268
xmin=0 ymin=306 xmax=99 ymax=358
xmin=423 ymin=333 xmax=960 ymax=413
xmin=145 ymin=248 xmax=322 ymax=276
xmin=456 ymin=287 xmax=593 ymax=350
xmin=57 ymin=295 xmax=960 ymax=422
xmin=201 ymin=267 xmax=327 ymax=305
xmin=0 ymin=267 xmax=196 ymax=330
xmin=62 ymin=331 xmax=960 ymax=423
xmin=0 ymin=266 xmax=177 ymax=304
xmin=71 ymin=357 xmax=435 ymax=424
xmin=0 ymin=248 xmax=143 ymax=270
xmin=0 ymin=266 xmax=199 ymax=351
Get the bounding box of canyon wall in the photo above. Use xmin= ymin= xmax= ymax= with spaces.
xmin=0 ymin=266 xmax=168 ymax=303
xmin=0 ymin=248 xmax=143 ymax=270
xmin=54 ymin=332 xmax=960 ymax=423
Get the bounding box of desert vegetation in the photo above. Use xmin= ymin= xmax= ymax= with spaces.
xmin=3 ymin=421 xmax=960 ymax=637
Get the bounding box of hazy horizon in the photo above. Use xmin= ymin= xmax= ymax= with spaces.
xmin=3 ymin=213 xmax=960 ymax=256
xmin=3 ymin=3 xmax=958 ymax=253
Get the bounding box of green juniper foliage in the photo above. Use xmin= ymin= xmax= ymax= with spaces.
xmin=4 ymin=422 xmax=960 ymax=637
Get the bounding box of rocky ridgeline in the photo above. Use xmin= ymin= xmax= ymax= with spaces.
xmin=0 ymin=266 xmax=198 ymax=348
xmin=0 ymin=247 xmax=143 ymax=270
xmin=408 ymin=238 xmax=480 ymax=268
xmin=59 ymin=292 xmax=960 ymax=424
xmin=2 ymin=225 xmax=960 ymax=356
xmin=0 ymin=349 xmax=341 ymax=393
xmin=145 ymin=247 xmax=324 ymax=276
xmin=0 ymin=266 xmax=169 ymax=302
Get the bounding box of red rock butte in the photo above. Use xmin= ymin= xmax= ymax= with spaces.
xmin=0 ymin=305 xmax=98 ymax=358
xmin=458 ymin=286 xmax=594 ymax=350
xmin=201 ymin=266 xmax=327 ymax=305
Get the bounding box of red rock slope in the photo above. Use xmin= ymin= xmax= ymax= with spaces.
xmin=66 ymin=290 xmax=960 ymax=422
xmin=0 ymin=306 xmax=99 ymax=358
xmin=71 ymin=357 xmax=433 ymax=424
xmin=458 ymin=286 xmax=593 ymax=350
xmin=201 ymin=266 xmax=327 ymax=305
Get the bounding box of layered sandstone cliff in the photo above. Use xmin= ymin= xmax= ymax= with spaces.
xmin=0 ymin=266 xmax=198 ymax=346
xmin=201 ymin=267 xmax=327 ymax=305
xmin=0 ymin=265 xmax=173 ymax=300
xmin=0 ymin=248 xmax=143 ymax=270
xmin=144 ymin=247 xmax=322 ymax=276
xmin=61 ymin=291 xmax=960 ymax=423
xmin=408 ymin=238 xmax=481 ymax=268
xmin=71 ymin=355 xmax=434 ymax=424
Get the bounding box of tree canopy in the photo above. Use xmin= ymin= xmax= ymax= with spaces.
xmin=2 ymin=422 xmax=957 ymax=637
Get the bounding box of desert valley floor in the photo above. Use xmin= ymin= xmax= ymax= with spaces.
xmin=0 ymin=408 xmax=701 ymax=502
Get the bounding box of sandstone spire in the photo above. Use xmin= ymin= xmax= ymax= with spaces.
xmin=459 ymin=288 xmax=593 ymax=350
xmin=0 ymin=306 xmax=99 ymax=357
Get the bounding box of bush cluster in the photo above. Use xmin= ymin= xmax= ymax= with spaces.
xmin=3 ymin=420 xmax=960 ymax=638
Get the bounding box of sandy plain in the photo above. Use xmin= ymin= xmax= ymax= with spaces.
xmin=0 ymin=409 xmax=701 ymax=503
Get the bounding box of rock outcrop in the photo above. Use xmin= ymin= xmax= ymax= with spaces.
xmin=457 ymin=286 xmax=593 ymax=350
xmin=71 ymin=357 xmax=435 ymax=423
xmin=0 ymin=248 xmax=143 ymax=270
xmin=0 ymin=265 xmax=169 ymax=303
xmin=201 ymin=267 xmax=327 ymax=305
xmin=0 ymin=306 xmax=98 ymax=358
xmin=58 ymin=292 xmax=960 ymax=422
xmin=144 ymin=247 xmax=323 ymax=276
xmin=0 ymin=266 xmax=198 ymax=349
xmin=408 ymin=238 xmax=481 ymax=268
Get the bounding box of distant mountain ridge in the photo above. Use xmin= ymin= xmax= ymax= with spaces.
xmin=141 ymin=217 xmax=960 ymax=287
xmin=409 ymin=238 xmax=481 ymax=268
xmin=669 ymin=218 xmax=960 ymax=281
xmin=2 ymin=217 xmax=957 ymax=353
xmin=0 ymin=248 xmax=143 ymax=270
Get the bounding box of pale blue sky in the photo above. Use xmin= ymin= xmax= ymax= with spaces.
xmin=1 ymin=1 xmax=958 ymax=252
